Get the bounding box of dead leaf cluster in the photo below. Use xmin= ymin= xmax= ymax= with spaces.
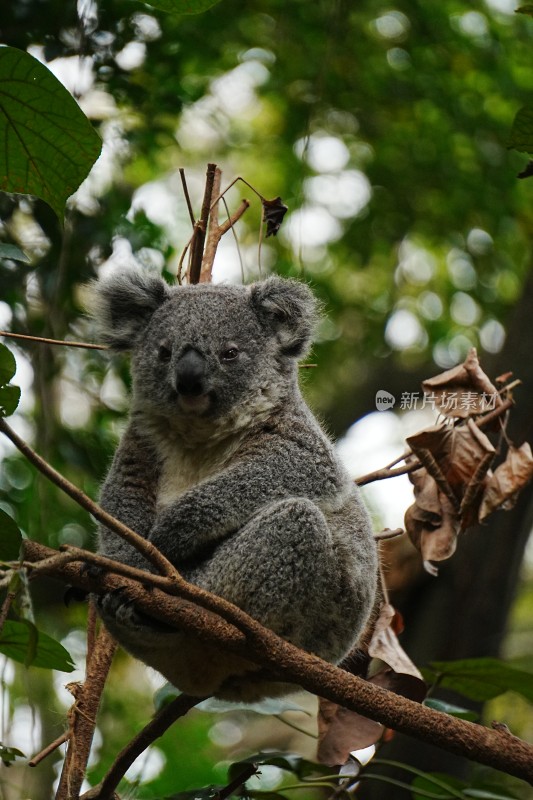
xmin=404 ymin=349 xmax=533 ymax=573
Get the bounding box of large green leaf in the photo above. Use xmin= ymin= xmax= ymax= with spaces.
xmin=424 ymin=658 xmax=533 ymax=702
xmin=145 ymin=0 xmax=222 ymax=14
xmin=0 ymin=343 xmax=19 ymax=417
xmin=508 ymin=107 xmax=533 ymax=154
xmin=0 ymin=509 xmax=22 ymax=560
xmin=0 ymin=343 xmax=16 ymax=385
xmin=0 ymin=619 xmax=75 ymax=672
xmin=0 ymin=46 xmax=102 ymax=219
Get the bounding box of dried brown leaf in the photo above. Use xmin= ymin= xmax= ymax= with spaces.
xmin=317 ymin=697 xmax=383 ymax=766
xmin=406 ymin=421 xmax=495 ymax=501
xmin=262 ymin=196 xmax=288 ymax=237
xmin=479 ymin=443 xmax=533 ymax=521
xmin=405 ymin=471 xmax=461 ymax=567
xmin=371 ymin=667 xmax=427 ymax=704
xmin=368 ymin=603 xmax=422 ymax=679
xmin=422 ymin=348 xmax=501 ymax=418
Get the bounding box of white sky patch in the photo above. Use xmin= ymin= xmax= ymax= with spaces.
xmin=373 ymin=11 xmax=411 ymax=40
xmin=304 ymin=171 xmax=371 ymax=219
xmin=337 ymin=409 xmax=434 ymax=530
xmin=450 ymin=292 xmax=481 ymax=326
xmin=296 ymin=134 xmax=350 ymax=172
xmin=39 ymin=52 xmax=94 ymax=96
xmin=385 ymin=308 xmax=425 ymax=350
xmin=282 ymin=206 xmax=342 ymax=250
xmin=480 ymin=318 xmax=506 ymax=353
xmin=396 ymin=240 xmax=436 ymax=285
xmin=125 ymin=747 xmax=165 ymax=783
xmin=115 ymin=41 xmax=146 ymax=71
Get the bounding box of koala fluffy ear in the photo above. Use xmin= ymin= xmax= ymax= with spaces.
xmin=250 ymin=276 xmax=320 ymax=358
xmin=89 ymin=271 xmax=171 ymax=350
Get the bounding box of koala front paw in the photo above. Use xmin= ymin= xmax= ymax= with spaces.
xmin=97 ymin=590 xmax=176 ymax=634
xmin=97 ymin=590 xmax=146 ymax=631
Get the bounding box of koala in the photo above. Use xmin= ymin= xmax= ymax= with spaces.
xmin=91 ymin=270 xmax=377 ymax=701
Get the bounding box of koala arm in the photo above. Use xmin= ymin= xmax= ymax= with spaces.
xmin=149 ymin=434 xmax=341 ymax=564
xmin=98 ymin=423 xmax=162 ymax=569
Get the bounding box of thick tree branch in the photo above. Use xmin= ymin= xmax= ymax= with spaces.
xmin=22 ymin=540 xmax=533 ymax=786
xmin=56 ymin=627 xmax=117 ymax=800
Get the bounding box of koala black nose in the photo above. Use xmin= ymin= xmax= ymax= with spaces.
xmin=175 ymin=349 xmax=206 ymax=396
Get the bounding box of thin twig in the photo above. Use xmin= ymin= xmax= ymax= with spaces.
xmin=179 ymin=168 xmax=196 ymax=227
xmin=0 ymin=330 xmax=107 ymax=350
xmin=215 ymin=763 xmax=260 ymax=800
xmin=81 ymin=694 xmax=205 ymax=800
xmin=0 ymin=418 xmax=179 ymax=580
xmin=29 ymin=733 xmax=68 ymax=767
xmin=209 ymin=175 xmax=265 ymax=210
xmin=355 ymin=461 xmax=421 ymax=487
xmin=222 ymin=195 xmax=246 ymax=283
xmin=188 ymin=162 xmax=217 ymax=284
xmin=374 ymin=528 xmax=404 ymax=541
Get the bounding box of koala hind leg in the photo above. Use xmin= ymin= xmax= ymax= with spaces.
xmin=191 ymin=497 xmax=352 ymax=667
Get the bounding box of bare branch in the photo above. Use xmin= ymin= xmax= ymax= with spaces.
xmin=0 ymin=418 xmax=179 ymax=579
xmin=179 ymin=167 xmax=196 ymax=227
xmin=0 ymin=330 xmax=107 ymax=350
xmin=188 ymin=162 xmax=217 ymax=284
xmin=29 ymin=734 xmax=68 ymax=768
xmin=56 ymin=627 xmax=117 ymax=800
xmin=81 ymin=693 xmax=204 ymax=800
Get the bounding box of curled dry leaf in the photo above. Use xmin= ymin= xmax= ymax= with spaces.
xmin=422 ymin=347 xmax=501 ymax=419
xmin=406 ymin=421 xmax=495 ymax=504
xmin=317 ymin=698 xmax=384 ymax=766
xmin=262 ymin=196 xmax=288 ymax=237
xmin=368 ymin=603 xmax=423 ymax=680
xmin=479 ymin=443 xmax=533 ymax=521
xmin=404 ymin=421 xmax=495 ymax=568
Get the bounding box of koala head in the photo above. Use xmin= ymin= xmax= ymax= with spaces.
xmin=91 ymin=271 xmax=319 ymax=425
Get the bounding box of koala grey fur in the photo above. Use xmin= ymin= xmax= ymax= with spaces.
xmin=91 ymin=270 xmax=377 ymax=701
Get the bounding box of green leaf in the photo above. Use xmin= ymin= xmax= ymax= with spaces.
xmin=423 ymin=658 xmax=533 ymax=703
xmin=508 ymin=107 xmax=533 ymax=154
xmin=0 ymin=46 xmax=102 ymax=220
xmin=411 ymin=771 xmax=467 ymax=800
xmin=0 ymin=384 xmax=21 ymax=417
xmin=198 ymin=695 xmax=309 ymax=715
xmin=0 ymin=243 xmax=30 ymax=262
xmin=515 ymin=5 xmax=533 ymax=16
xmin=0 ymin=343 xmax=16 ymax=385
xmin=145 ymin=0 xmax=222 ymax=14
xmin=423 ymin=698 xmax=478 ymax=722
xmin=0 ymin=509 xmax=22 ymax=560
xmin=0 ymin=619 xmax=75 ymax=672
xmin=153 ymin=682 xmax=181 ymax=711
xmin=0 ymin=743 xmax=25 ymax=765
xmin=464 ymin=791 xmax=518 ymax=799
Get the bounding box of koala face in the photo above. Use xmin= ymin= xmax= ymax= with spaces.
xmin=91 ymin=273 xmax=319 ymax=425
xmin=132 ymin=288 xmax=277 ymax=420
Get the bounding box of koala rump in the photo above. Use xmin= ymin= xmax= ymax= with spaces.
xmin=91 ymin=272 xmax=378 ymax=701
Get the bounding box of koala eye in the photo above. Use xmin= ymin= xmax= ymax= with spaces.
xmin=158 ymin=344 xmax=172 ymax=363
xmin=221 ymin=346 xmax=239 ymax=362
